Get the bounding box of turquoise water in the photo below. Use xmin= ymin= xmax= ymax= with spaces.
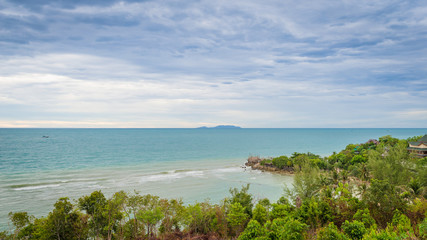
xmin=0 ymin=128 xmax=426 ymax=229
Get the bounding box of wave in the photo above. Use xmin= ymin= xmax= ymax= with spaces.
xmin=12 ymin=183 xmax=61 ymax=191
xmin=138 ymin=166 xmax=243 ymax=183
xmin=211 ymin=167 xmax=243 ymax=173
xmin=139 ymin=170 xmax=205 ymax=183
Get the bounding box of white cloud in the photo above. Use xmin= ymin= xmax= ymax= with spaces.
xmin=0 ymin=0 xmax=426 ymax=127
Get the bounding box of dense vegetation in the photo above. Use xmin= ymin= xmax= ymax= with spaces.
xmin=2 ymin=135 xmax=427 ymax=240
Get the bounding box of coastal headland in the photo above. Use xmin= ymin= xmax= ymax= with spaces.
xmin=245 ymin=156 xmax=295 ymax=174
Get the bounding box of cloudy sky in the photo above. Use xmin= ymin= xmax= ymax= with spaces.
xmin=0 ymin=0 xmax=426 ymax=128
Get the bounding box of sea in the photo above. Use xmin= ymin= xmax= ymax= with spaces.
xmin=0 ymin=128 xmax=426 ymax=230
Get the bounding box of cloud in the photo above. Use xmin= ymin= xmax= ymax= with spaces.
xmin=0 ymin=0 xmax=426 ymax=127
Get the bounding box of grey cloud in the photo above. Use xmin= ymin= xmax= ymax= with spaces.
xmin=0 ymin=0 xmax=426 ymax=127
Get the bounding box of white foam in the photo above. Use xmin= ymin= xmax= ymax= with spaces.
xmin=14 ymin=184 xmax=61 ymax=191
xmin=139 ymin=170 xmax=205 ymax=183
xmin=211 ymin=167 xmax=242 ymax=174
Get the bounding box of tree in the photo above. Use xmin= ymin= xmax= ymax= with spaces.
xmin=341 ymin=220 xmax=366 ymax=240
xmin=272 ymin=156 xmax=289 ymax=169
xmin=252 ymin=204 xmax=268 ymax=225
xmin=368 ymin=142 xmax=413 ymax=186
xmin=278 ymin=218 xmax=308 ymax=240
xmin=363 ymin=179 xmax=406 ymax=227
xmin=228 ymin=184 xmax=253 ymax=217
xmin=352 ymin=208 xmax=376 ymax=229
xmin=8 ymin=212 xmax=32 ymax=238
xmin=350 ymin=155 xmax=367 ymax=165
xmin=419 ymin=216 xmax=427 ymax=240
xmin=78 ymin=190 xmax=108 ymax=238
xmin=45 ymin=197 xmax=88 ymax=240
xmin=285 ymin=163 xmax=321 ymax=202
xmin=317 ymin=222 xmax=348 ymax=240
xmin=105 ymin=191 xmax=127 ymax=239
xmin=227 ymin=202 xmax=249 ymax=237
xmin=238 ymin=220 xmax=267 ymax=240
xmin=137 ymin=206 xmax=164 ymax=237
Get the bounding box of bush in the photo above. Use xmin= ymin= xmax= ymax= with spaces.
xmin=352 ymin=209 xmax=376 ymax=229
xmin=341 ymin=220 xmax=366 ymax=240
xmin=228 ymin=184 xmax=253 ymax=217
xmin=238 ymin=220 xmax=267 ymax=240
xmin=272 ymin=156 xmax=289 ymax=169
xmin=419 ymin=216 xmax=427 ymax=240
xmin=362 ymin=229 xmax=398 ymax=240
xmin=253 ymin=204 xmax=268 ymax=225
xmin=317 ymin=222 xmax=348 ymax=240
xmin=227 ymin=202 xmax=249 ymax=236
xmin=278 ymin=218 xmax=307 ymax=240
xmin=350 ymin=155 xmax=367 ymax=165
xmin=297 ymin=197 xmax=333 ymax=228
xmin=270 ymin=203 xmax=292 ymax=220
xmin=266 ymin=218 xmax=307 ymax=240
xmin=387 ymin=210 xmax=413 ymax=237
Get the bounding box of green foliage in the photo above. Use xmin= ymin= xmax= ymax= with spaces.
xmin=362 ymin=229 xmax=398 ymax=240
xmin=122 ymin=219 xmax=144 ymax=240
xmin=227 ymin=202 xmax=249 ymax=236
xmin=278 ymin=218 xmax=308 ymax=240
xmin=317 ymin=222 xmax=349 ymax=240
xmin=184 ymin=202 xmax=215 ymax=234
xmin=363 ymin=179 xmax=407 ymax=227
xmin=159 ymin=198 xmax=186 ymax=234
xmin=8 ymin=212 xmax=31 ymax=231
xmin=0 ymin=231 xmax=10 ymax=240
xmin=78 ymin=190 xmax=107 ymax=238
xmin=368 ymin=142 xmax=413 ymax=186
xmin=341 ymin=220 xmax=367 ymax=240
xmin=270 ymin=202 xmax=292 ymax=220
xmin=253 ymin=204 xmax=268 ymax=225
xmin=272 ymin=155 xmax=289 ymax=169
xmin=387 ymin=210 xmax=413 ymax=237
xmin=105 ymin=190 xmax=126 ymax=239
xmin=45 ymin=197 xmax=88 ymax=240
xmin=351 ymin=155 xmax=367 ymax=165
xmin=260 ymin=159 xmax=272 ymax=166
xmin=238 ymin=220 xmax=267 ymax=240
xmin=286 ymin=163 xmax=322 ymax=202
xmin=378 ymin=135 xmax=400 ymax=146
xmin=296 ymin=197 xmax=333 ymax=228
xmin=228 ymin=184 xmax=253 ymax=217
xmin=353 ymin=209 xmax=376 ymax=229
xmin=417 ymin=158 xmax=427 ymax=191
xmin=419 ymin=216 xmax=427 ymax=240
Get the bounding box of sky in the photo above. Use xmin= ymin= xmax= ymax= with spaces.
xmin=0 ymin=0 xmax=426 ymax=128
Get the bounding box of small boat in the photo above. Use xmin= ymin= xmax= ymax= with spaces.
xmin=42 ymin=136 xmax=49 ymax=138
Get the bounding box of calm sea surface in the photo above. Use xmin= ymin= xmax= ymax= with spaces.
xmin=0 ymin=128 xmax=426 ymax=229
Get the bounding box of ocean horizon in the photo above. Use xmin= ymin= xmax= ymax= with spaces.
xmin=1 ymin=128 xmax=426 ymax=230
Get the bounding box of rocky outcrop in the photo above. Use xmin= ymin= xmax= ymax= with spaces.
xmin=245 ymin=156 xmax=294 ymax=174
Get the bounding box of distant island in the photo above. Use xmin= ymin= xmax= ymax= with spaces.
xmin=198 ymin=125 xmax=241 ymax=129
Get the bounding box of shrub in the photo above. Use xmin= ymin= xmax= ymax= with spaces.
xmin=272 ymin=156 xmax=289 ymax=169
xmin=317 ymin=222 xmax=348 ymax=240
xmin=387 ymin=210 xmax=413 ymax=237
xmin=352 ymin=209 xmax=376 ymax=229
xmin=227 ymin=202 xmax=249 ymax=236
xmin=419 ymin=216 xmax=427 ymax=240
xmin=362 ymin=229 xmax=398 ymax=240
xmin=341 ymin=220 xmax=367 ymax=240
xmin=278 ymin=218 xmax=308 ymax=240
xmin=253 ymin=204 xmax=268 ymax=225
xmin=238 ymin=220 xmax=267 ymax=240
xmin=350 ymin=155 xmax=367 ymax=165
